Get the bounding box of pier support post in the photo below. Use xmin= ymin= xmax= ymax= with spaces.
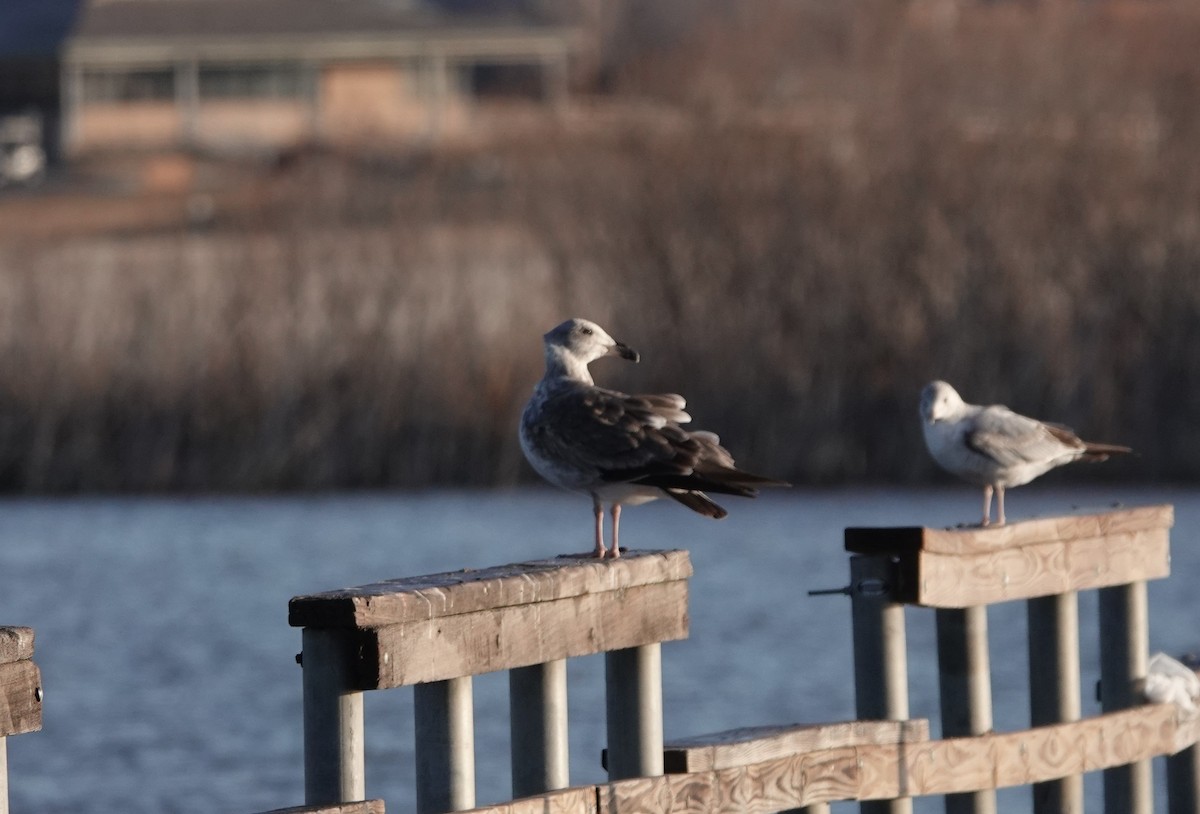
xmin=415 ymin=677 xmax=476 ymax=814
xmin=1099 ymin=582 xmax=1152 ymax=814
xmin=936 ymin=605 xmax=997 ymax=814
xmin=850 ymin=555 xmax=913 ymax=814
xmin=1027 ymin=592 xmax=1083 ymax=814
xmin=1167 ymin=741 xmax=1200 ymax=814
xmin=605 ymin=644 xmax=664 ymax=780
xmin=0 ymin=736 xmax=8 ymax=814
xmin=302 ymin=628 xmax=366 ymax=805
xmin=509 ymin=659 xmax=569 ymax=797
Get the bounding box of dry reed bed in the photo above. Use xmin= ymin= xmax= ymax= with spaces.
xmin=1 ymin=0 xmax=1199 ymax=490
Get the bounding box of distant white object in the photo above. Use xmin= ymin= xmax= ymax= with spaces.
xmin=919 ymin=380 xmax=1131 ymax=526
xmin=519 ymin=318 xmax=786 ymax=559
xmin=1143 ymin=652 xmax=1200 ymax=717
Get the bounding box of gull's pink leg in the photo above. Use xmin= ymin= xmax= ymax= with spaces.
xmin=609 ymin=504 xmax=622 ymax=559
xmin=592 ymin=497 xmax=606 ymax=558
xmin=996 ymin=486 xmax=1006 ymax=526
xmin=981 ymin=484 xmax=994 ymax=527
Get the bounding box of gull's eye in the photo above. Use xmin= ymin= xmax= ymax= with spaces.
xmin=580 ymin=327 xmax=593 ymax=336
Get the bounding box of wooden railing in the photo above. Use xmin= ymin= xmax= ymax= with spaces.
xmin=288 ymin=550 xmax=691 ymax=813
xmin=0 ymin=627 xmax=42 ymax=814
xmin=285 ymin=505 xmax=1200 ymax=814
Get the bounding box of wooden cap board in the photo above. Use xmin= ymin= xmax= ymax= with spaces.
xmin=843 ymin=506 xmax=1173 ymax=608
xmin=290 ymin=549 xmax=693 ymax=629
xmin=292 ymin=551 xmax=693 ymax=688
xmin=662 ymin=719 xmax=931 ymax=774
xmin=0 ymin=626 xmax=41 ymax=737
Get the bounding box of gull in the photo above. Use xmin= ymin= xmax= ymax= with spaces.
xmin=520 ymin=318 xmax=787 ymax=558
xmin=919 ymin=380 xmax=1131 ymax=526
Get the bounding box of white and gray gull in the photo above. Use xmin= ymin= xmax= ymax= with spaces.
xmin=520 ymin=318 xmax=788 ymax=558
xmin=920 ymin=380 xmax=1131 ymax=526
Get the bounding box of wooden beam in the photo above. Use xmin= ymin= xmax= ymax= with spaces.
xmin=0 ymin=661 xmax=41 ymax=738
xmin=0 ymin=630 xmax=33 ymax=666
xmin=896 ymin=529 xmax=1169 ymax=607
xmin=845 ymin=505 xmax=1172 ymax=556
xmin=460 ymin=787 xmax=597 ymax=814
xmin=358 ymin=579 xmax=688 ymax=689
xmin=290 ymin=550 xmax=692 ymax=628
xmin=663 ymin=720 xmax=929 ymax=774
xmin=257 ymin=802 xmax=385 ymax=814
xmin=457 ymin=702 xmax=1200 ymax=813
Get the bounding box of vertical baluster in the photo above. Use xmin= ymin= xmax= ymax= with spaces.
xmin=851 ymin=555 xmax=913 ymax=814
xmin=509 ymin=659 xmax=569 ymax=797
xmin=1027 ymin=592 xmax=1083 ymax=813
xmin=605 ymin=644 xmax=664 ymax=780
xmin=415 ymin=677 xmax=476 ymax=814
xmin=1167 ymin=739 xmax=1200 ymax=814
xmin=302 ymin=628 xmax=366 ymax=805
xmin=936 ymin=605 xmax=996 ymax=814
xmin=1099 ymin=582 xmax=1152 ymax=814
xmin=0 ymin=736 xmax=8 ymax=814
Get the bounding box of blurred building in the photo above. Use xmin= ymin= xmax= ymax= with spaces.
xmin=57 ymin=0 xmax=574 ymax=156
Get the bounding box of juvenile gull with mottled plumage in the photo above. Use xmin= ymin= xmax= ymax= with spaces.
xmin=520 ymin=318 xmax=787 ymax=558
xmin=920 ymin=380 xmax=1131 ymax=526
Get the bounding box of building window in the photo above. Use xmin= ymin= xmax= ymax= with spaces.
xmin=198 ymin=64 xmax=305 ymax=100
xmin=82 ymin=69 xmax=175 ymax=102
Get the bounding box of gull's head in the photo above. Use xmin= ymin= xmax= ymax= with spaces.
xmin=920 ymin=380 xmax=964 ymax=424
xmin=544 ymin=318 xmax=639 ymax=369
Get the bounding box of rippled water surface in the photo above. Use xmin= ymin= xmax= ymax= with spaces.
xmin=1 ymin=486 xmax=1196 ymax=813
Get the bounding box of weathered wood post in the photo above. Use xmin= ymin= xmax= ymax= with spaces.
xmin=1167 ymin=733 xmax=1200 ymax=814
xmin=850 ymin=554 xmax=913 ymax=814
xmin=301 ymin=629 xmax=366 ymax=805
xmin=289 ymin=550 xmax=691 ymax=814
xmin=1027 ymin=592 xmax=1083 ymax=813
xmin=1099 ymin=581 xmax=1152 ymax=814
xmin=846 ymin=506 xmax=1174 ymax=814
xmin=415 ymin=678 xmax=475 ymax=813
xmin=605 ymin=644 xmax=664 ymax=780
xmin=936 ymin=606 xmax=997 ymax=814
xmin=509 ymin=660 xmax=569 ymax=796
xmin=0 ymin=627 xmax=42 ymax=814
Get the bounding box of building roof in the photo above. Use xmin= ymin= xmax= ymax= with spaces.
xmin=65 ymin=0 xmax=572 ymax=66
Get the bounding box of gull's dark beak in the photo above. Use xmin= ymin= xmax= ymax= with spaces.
xmin=614 ymin=342 xmax=640 ymax=363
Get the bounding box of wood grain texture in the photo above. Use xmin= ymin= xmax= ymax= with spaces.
xmin=664 ymin=720 xmax=930 ymax=773
xmin=845 ymin=505 xmax=1173 ymax=556
xmin=913 ymin=529 xmax=1169 ymax=607
xmin=290 ymin=550 xmax=692 ymax=628
xmin=256 ymin=801 xmax=385 ymax=814
xmin=460 ymin=787 xmax=598 ymax=814
xmin=360 ymin=580 xmax=688 ymax=689
xmin=860 ymin=703 xmax=1191 ymax=800
xmin=0 ymin=660 xmax=41 ymax=736
xmin=441 ymin=703 xmax=1200 ymax=813
xmin=0 ymin=628 xmax=33 ymax=665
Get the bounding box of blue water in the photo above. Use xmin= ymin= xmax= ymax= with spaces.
xmin=0 ymin=486 xmax=1196 ymax=813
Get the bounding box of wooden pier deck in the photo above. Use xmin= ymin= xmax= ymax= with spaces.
xmin=3 ymin=506 xmax=1198 ymax=814
xmin=273 ymin=504 xmax=1200 ymax=814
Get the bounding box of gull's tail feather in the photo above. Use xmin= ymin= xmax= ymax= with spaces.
xmin=633 ymin=467 xmax=789 ymax=498
xmin=665 ymin=489 xmax=728 ymax=519
xmin=1081 ymin=441 xmax=1133 ymax=462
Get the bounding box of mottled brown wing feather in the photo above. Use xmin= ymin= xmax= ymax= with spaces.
xmin=535 ymin=386 xmax=695 ymax=476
